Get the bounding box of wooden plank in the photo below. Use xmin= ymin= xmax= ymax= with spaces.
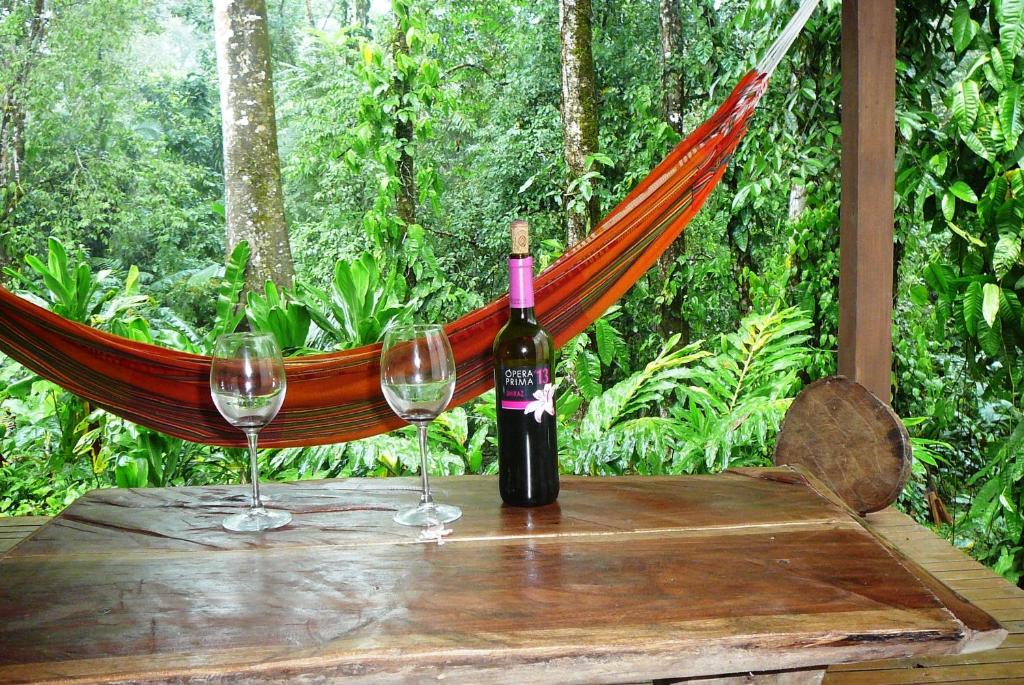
xmin=830 ymin=646 xmax=1024 ymax=671
xmin=0 ymin=516 xmax=50 ymax=527
xmin=0 ymin=470 xmax=1002 ymax=684
xmin=824 ymin=661 xmax=1024 ymax=683
xmin=793 ymin=467 xmax=1005 ymax=654
xmin=663 ymin=669 xmax=825 ymax=684
xmin=838 ymin=0 xmax=897 ymax=403
xmin=11 ymin=473 xmax=852 ymax=557
xmin=823 ymin=505 xmax=1024 ymax=683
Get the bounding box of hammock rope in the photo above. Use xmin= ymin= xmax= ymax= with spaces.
xmin=0 ymin=0 xmax=819 ymax=447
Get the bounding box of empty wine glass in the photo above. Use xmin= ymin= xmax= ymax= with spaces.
xmin=210 ymin=332 xmax=291 ymax=532
xmin=380 ymin=323 xmax=461 ymax=526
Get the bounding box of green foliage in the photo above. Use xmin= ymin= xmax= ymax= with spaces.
xmin=559 ymin=307 xmax=812 ymax=476
xmin=300 ymin=253 xmax=414 ymax=349
xmin=680 ymin=307 xmax=812 ymax=469
xmin=246 ymin=282 xmax=312 ymax=354
xmin=2 ymin=0 xmax=1024 ymax=588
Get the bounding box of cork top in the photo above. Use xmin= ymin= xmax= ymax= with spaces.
xmin=510 ymin=219 xmax=529 ymax=255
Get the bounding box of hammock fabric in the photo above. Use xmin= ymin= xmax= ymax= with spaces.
xmin=0 ymin=1 xmax=817 ymax=447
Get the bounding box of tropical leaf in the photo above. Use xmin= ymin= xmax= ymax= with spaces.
xmin=999 ymin=0 xmax=1024 ymax=54
xmin=993 ymin=234 xmax=1021 ymax=279
xmin=949 ymin=181 xmax=979 ymax=203
xmin=952 ymin=80 xmax=981 ymax=127
xmin=983 ymin=282 xmax=1001 ymax=327
xmin=952 ymin=2 xmax=979 ymax=53
xmin=963 ymin=280 xmax=983 ymax=336
xmin=594 ymin=316 xmax=627 ymax=369
xmin=999 ymin=85 xmax=1023 ymax=148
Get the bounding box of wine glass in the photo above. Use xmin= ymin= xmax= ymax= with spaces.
xmin=380 ymin=324 xmax=461 ymax=526
xmin=210 ymin=332 xmax=291 ymax=532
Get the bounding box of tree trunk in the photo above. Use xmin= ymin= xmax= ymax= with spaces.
xmin=353 ymin=0 xmax=370 ymax=29
xmin=656 ymin=0 xmax=689 ymax=343
xmin=392 ymin=4 xmax=416 ymax=237
xmin=0 ymin=0 xmax=46 ymax=260
xmin=559 ymin=0 xmax=599 ymax=247
xmin=788 ymin=183 xmax=807 ymax=221
xmin=659 ymin=0 xmax=684 ymax=134
xmin=213 ymin=0 xmax=294 ymax=293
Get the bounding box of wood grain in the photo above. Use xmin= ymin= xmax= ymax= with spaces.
xmin=822 ymin=507 xmax=1024 ymax=684
xmin=773 ymin=377 xmax=911 ymax=515
xmin=838 ymin=0 xmax=896 ymax=403
xmin=0 ymin=470 xmax=1004 ymax=684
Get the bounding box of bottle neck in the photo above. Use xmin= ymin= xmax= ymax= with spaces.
xmin=509 ymin=254 xmax=535 ymax=319
xmin=509 ymin=306 xmax=537 ymax=324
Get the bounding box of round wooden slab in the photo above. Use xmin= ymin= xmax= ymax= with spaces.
xmin=773 ymin=376 xmax=912 ymax=515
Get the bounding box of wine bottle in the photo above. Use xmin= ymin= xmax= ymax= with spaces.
xmin=493 ymin=219 xmax=559 ymax=506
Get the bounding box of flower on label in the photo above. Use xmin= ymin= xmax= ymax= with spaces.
xmin=524 ymin=383 xmax=555 ymax=423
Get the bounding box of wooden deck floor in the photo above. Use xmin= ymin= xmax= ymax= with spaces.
xmin=2 ymin=508 xmax=1022 ymax=683
xmin=823 ymin=508 xmax=1024 ymax=684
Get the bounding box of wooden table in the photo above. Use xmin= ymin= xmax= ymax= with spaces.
xmin=0 ymin=467 xmax=1005 ymax=684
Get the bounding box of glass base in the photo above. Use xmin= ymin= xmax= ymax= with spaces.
xmin=393 ymin=502 xmax=462 ymax=527
xmin=223 ymin=507 xmax=292 ymax=532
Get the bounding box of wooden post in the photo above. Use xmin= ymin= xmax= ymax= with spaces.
xmin=838 ymin=0 xmax=896 ymax=403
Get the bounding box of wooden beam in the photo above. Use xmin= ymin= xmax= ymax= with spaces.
xmin=838 ymin=0 xmax=896 ymax=403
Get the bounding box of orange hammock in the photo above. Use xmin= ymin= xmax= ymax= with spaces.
xmin=0 ymin=1 xmax=817 ymax=447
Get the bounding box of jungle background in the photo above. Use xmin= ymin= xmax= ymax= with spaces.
xmin=2 ymin=0 xmax=1024 ymax=584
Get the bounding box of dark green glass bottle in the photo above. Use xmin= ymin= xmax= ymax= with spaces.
xmin=493 ymin=220 xmax=559 ymax=506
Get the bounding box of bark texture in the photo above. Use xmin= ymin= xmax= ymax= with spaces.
xmin=659 ymin=0 xmax=685 ymax=135
xmin=353 ymin=0 xmax=370 ymax=29
xmin=213 ymin=0 xmax=295 ymax=293
xmin=559 ymin=0 xmax=599 ymax=247
xmin=656 ymin=0 xmax=688 ymax=343
xmin=392 ymin=3 xmax=416 ymax=237
xmin=0 ymin=0 xmax=45 ymax=256
xmin=788 ymin=183 xmax=807 ymax=221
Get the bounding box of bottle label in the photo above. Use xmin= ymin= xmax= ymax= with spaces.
xmin=499 ymin=366 xmax=555 ymax=422
xmin=509 ymin=257 xmax=535 ymax=308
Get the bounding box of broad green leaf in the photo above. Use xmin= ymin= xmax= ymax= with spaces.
xmin=952 ymin=2 xmax=979 ymax=53
xmin=942 ymin=191 xmax=956 ymax=221
xmin=999 ymin=85 xmax=1023 ymax=147
xmin=909 ymin=284 xmax=931 ymax=306
xmin=949 ymin=181 xmax=979 ymax=203
xmin=575 ymin=350 xmax=602 ymax=401
xmin=47 ymin=238 xmax=68 ymax=285
xmin=595 ymin=318 xmax=617 ymax=367
xmin=994 ymin=234 xmax=1022 ymax=279
xmin=1000 ymin=288 xmax=1023 ymax=324
xmin=924 ymin=263 xmax=956 ymax=294
xmin=964 ymin=280 xmax=983 ymax=335
xmin=1000 ymin=0 xmax=1024 ymax=54
xmin=983 ymin=282 xmax=1001 ymax=327
xmin=991 ymin=47 xmax=1011 ymax=85
xmin=978 ymin=318 xmax=1004 ymax=356
xmin=961 ymin=128 xmax=995 ymax=161
xmin=927 ymin=152 xmax=949 ymax=176
xmin=952 ymin=80 xmax=980 ymax=127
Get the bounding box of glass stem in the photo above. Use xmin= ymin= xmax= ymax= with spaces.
xmin=245 ymin=429 xmax=264 ymax=510
xmin=417 ymin=422 xmax=434 ymax=506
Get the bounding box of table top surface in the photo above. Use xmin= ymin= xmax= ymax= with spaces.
xmin=0 ymin=467 xmax=1006 ymax=684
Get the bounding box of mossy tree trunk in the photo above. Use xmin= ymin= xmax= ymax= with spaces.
xmin=213 ymin=0 xmax=295 ymax=294
xmin=392 ymin=3 xmax=416 ymax=239
xmin=0 ymin=0 xmax=45 ymax=269
xmin=656 ymin=0 xmax=689 ymax=344
xmin=353 ymin=0 xmax=370 ymax=30
xmin=391 ymin=0 xmax=417 ymax=286
xmin=559 ymin=0 xmax=599 ymax=247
